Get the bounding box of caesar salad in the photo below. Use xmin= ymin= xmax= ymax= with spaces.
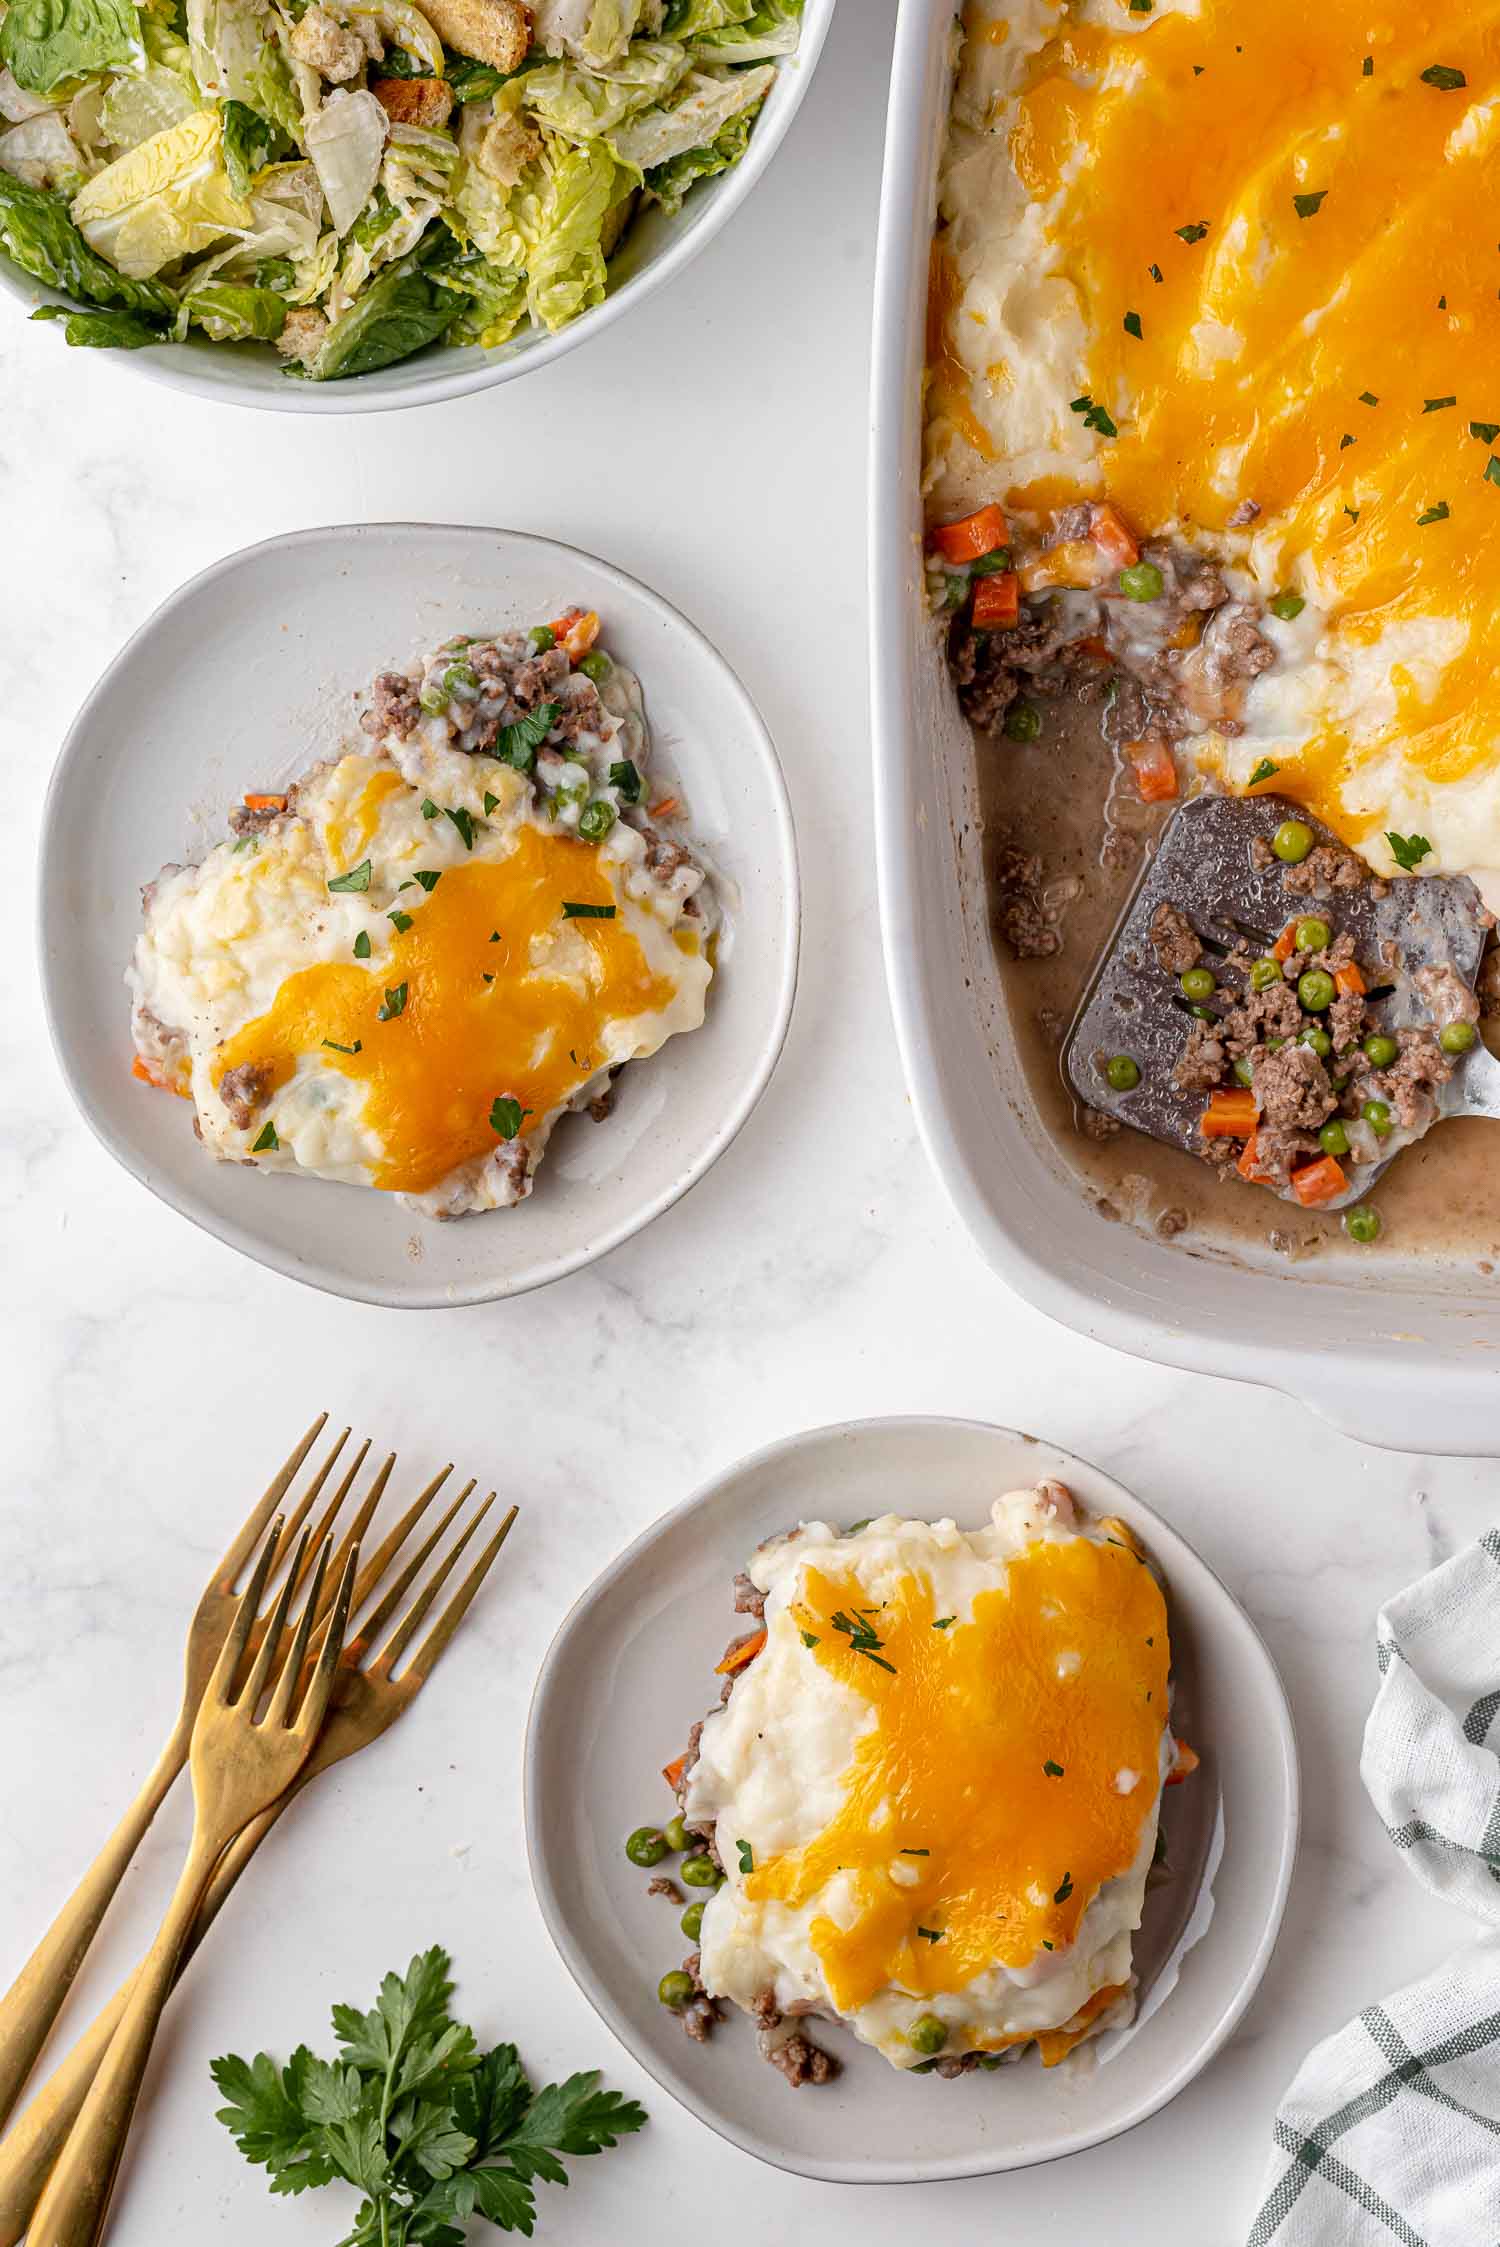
xmin=0 ymin=0 xmax=803 ymax=377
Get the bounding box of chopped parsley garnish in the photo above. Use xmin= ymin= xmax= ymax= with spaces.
xmin=377 ymin=982 xmax=408 ymax=1021
xmin=1054 ymin=1872 xmax=1074 ymax=1903
xmin=1359 ymin=391 xmax=1380 ymax=406
xmin=1417 ymin=501 xmax=1451 ymax=524
xmin=327 ymin=859 xmax=371 ymax=893
xmin=900 ymin=1848 xmax=930 ymax=1857
xmin=496 ymin=701 xmax=559 ymax=772
xmin=1248 ymin=758 xmax=1280 ymax=786
xmin=1339 ymin=432 xmax=1355 ymax=449
xmin=483 ymin=792 xmax=500 ymax=814
xmin=1043 ymin=1760 xmax=1065 ymax=1778
xmin=482 ymin=973 xmax=494 ymax=984
xmin=489 ymin=1095 xmax=530 ymax=1140
xmin=1486 ymin=458 xmax=1500 ymax=489
xmin=1420 ymin=63 xmax=1467 ymax=90
xmin=1423 ymin=396 xmax=1457 ymax=413
xmin=736 ymin=1839 xmax=753 ymax=1876
xmin=932 ymin=1616 xmax=955 ymax=1630
xmin=412 ymin=870 xmax=441 ymax=892
xmin=251 ymin=1121 xmax=278 ymax=1152
xmin=1386 ymin=830 xmax=1433 ymax=871
xmin=1175 ymin=219 xmax=1209 ymax=243
xmin=830 ymin=1609 xmax=896 ymax=1674
xmin=445 ymin=805 xmax=477 ymax=851
xmin=1148 ymin=262 xmax=1163 ymax=284
xmin=1343 ymin=505 xmax=1361 ymax=523
xmin=1472 ymin=421 xmax=1500 ymax=443
xmin=1123 ymin=309 xmax=1142 ymax=339
xmin=1042 ymin=1939 xmax=1055 ymax=1951
xmin=322 ymin=1039 xmax=362 ymax=1055
xmin=916 ymin=1926 xmax=943 ymax=1944
xmin=387 ymin=909 xmax=413 ymax=932
xmin=561 ymin=901 xmax=616 ymax=919
xmin=800 ymin=1630 xmax=819 ymax=1648
xmin=608 ymin=758 xmax=642 ymax=803
xmin=1068 ymin=393 xmax=1118 ymax=438
xmin=353 ymin=931 xmax=372 ymax=960
xmin=1293 ymin=190 xmax=1327 ymax=218
xmin=421 ymin=798 xmax=439 ymax=820
xmin=1127 ymin=0 xmax=1151 ymax=12
xmin=1362 ymin=54 xmax=1372 ymax=75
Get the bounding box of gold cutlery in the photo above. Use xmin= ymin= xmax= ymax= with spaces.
xmin=29 ymin=1514 xmax=358 ymax=2247
xmin=0 ymin=1460 xmax=513 ymax=2245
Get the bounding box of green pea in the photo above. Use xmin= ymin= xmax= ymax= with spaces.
xmin=1362 ymin=1033 xmax=1397 ymax=1069
xmin=1319 ymin=1119 xmax=1350 ymax=1157
xmin=658 ymin=1970 xmax=696 ymax=2011
xmin=1264 ymin=1036 xmax=1288 ymax=1052
xmin=1004 ymin=700 xmax=1043 ymax=742
xmin=1294 ymin=916 xmax=1331 ymax=953
xmin=1104 ymin=1054 xmax=1140 ymax=1092
xmin=1180 ymin=967 xmax=1216 ymax=1002
xmin=1344 ymin=1204 xmax=1382 ymax=1244
xmin=579 ymin=649 xmax=613 ymax=684
xmin=681 ymin=1853 xmax=723 ymax=1889
xmin=680 ymin=1899 xmax=706 ymax=1942
xmin=970 ymin=547 xmax=1014 ymax=576
xmin=625 ymin=1826 xmax=668 ymax=1869
xmin=907 ymin=2015 xmax=948 ymax=2056
xmin=578 ymin=799 xmax=617 ymax=843
xmin=1119 ymin=561 xmax=1165 ymax=602
xmin=1362 ymin=1098 xmax=1392 ymax=1137
xmin=1299 ymin=1025 xmax=1331 ymax=1057
xmin=1273 ymin=819 xmax=1314 ymax=865
xmin=529 ymin=624 xmax=556 ymax=651
xmin=943 ymin=573 xmax=968 ymax=610
xmin=663 ymin=1813 xmax=689 ymax=1854
xmin=1440 ymin=1020 xmax=1477 ymax=1055
xmin=1190 ymin=1004 xmax=1216 ymax=1021
xmin=1250 ymin=957 xmax=1283 ymax=992
xmin=1270 ymin=589 xmax=1306 ymax=621
xmin=419 ymin=683 xmax=450 ymax=716
xmin=442 ymin=662 xmax=479 ymax=695
xmin=1298 ymin=969 xmax=1336 ymax=1012
xmin=1233 ymin=1055 xmax=1256 ymax=1087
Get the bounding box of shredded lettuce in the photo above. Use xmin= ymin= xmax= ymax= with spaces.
xmin=302 ymin=85 xmax=384 ymax=235
xmin=610 ymin=59 xmax=772 ymax=172
xmin=179 ymin=272 xmax=284 ymax=333
xmin=0 ymin=109 xmax=86 ymax=188
xmin=1 ymin=0 xmax=141 ymax=97
xmin=530 ymin=0 xmax=655 ymax=68
xmin=690 ymin=0 xmax=801 ymax=61
xmin=98 ymin=65 xmax=199 ymax=150
xmin=520 ymin=39 xmax=687 ymax=141
xmin=291 ymin=255 xmax=451 ymax=375
xmin=184 ymin=0 xmax=266 ymax=101
xmin=219 ymin=95 xmax=283 ymax=194
xmin=71 ymin=105 xmax=248 ymax=273
xmin=644 ymin=90 xmax=757 ymax=212
xmin=0 ymin=162 xmax=174 ymax=304
xmin=514 ymin=133 xmax=620 ymax=330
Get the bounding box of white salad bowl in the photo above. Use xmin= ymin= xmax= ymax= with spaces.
xmin=525 ymin=1415 xmax=1299 ymax=2184
xmin=38 ymin=521 xmax=800 ymax=1306
xmin=0 ymin=1 xmax=834 ymax=415
xmin=869 ymin=0 xmax=1500 ymax=1453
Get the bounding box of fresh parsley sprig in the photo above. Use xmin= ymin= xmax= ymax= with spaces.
xmin=211 ymin=1947 xmax=645 ymax=2244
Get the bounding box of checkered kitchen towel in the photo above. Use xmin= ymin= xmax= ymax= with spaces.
xmin=1248 ymin=1529 xmax=1500 ymax=2245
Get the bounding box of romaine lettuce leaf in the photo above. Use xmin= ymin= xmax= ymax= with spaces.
xmin=180 ymin=272 xmax=283 ymax=333
xmin=659 ymin=0 xmax=753 ymax=35
xmin=289 ymin=255 xmax=451 ymax=375
xmin=71 ymin=106 xmax=249 ymax=274
xmin=31 ymin=297 xmax=165 ymax=342
xmin=520 ymin=40 xmax=688 ymax=141
xmin=185 ymin=0 xmax=268 ymax=101
xmin=219 ymin=96 xmax=282 ymax=195
xmin=609 ymin=59 xmax=772 ymax=171
xmin=0 ymin=164 xmax=174 ymax=306
xmin=99 ymin=64 xmax=199 ymax=150
xmin=242 ymin=34 xmax=301 ymax=142
xmin=518 ymin=134 xmax=620 ymax=330
xmin=303 ymin=86 xmax=386 ymax=235
xmin=423 ymin=229 xmax=524 ymax=343
xmin=530 ymin=0 xmax=655 ymax=68
xmin=643 ymin=88 xmax=756 ymax=211
xmin=1 ymin=0 xmax=140 ymax=96
xmin=0 ymin=109 xmax=84 ymax=189
xmin=690 ymin=0 xmax=800 ymax=60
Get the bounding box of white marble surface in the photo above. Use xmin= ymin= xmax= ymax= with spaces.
xmin=0 ymin=3 xmax=1494 ymax=2239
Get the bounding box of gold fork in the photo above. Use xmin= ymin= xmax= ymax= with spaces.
xmin=0 ymin=1479 xmax=515 ymax=2246
xmin=0 ymin=1414 xmax=388 ymax=2136
xmin=28 ymin=1518 xmax=359 ymax=2247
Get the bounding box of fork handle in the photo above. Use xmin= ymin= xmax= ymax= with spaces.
xmin=27 ymin=1831 xmax=220 ymax=2247
xmin=0 ymin=1731 xmax=185 ymax=2137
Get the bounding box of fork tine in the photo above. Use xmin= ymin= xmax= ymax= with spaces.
xmin=348 ymin=1479 xmax=474 ymax=1658
xmin=315 ymin=1452 xmax=396 ymax=1620
xmin=403 ymin=1505 xmax=518 ymax=1684
xmin=285 ymin=1436 xmax=368 ymax=1605
xmin=215 ymin=1415 xmax=327 ymax=1588
xmin=374 ymin=1492 xmax=500 ymax=1677
xmin=236 ymin=1529 xmax=311 ymax=1710
xmin=207 ymin=1517 xmax=283 ymax=1706
xmin=265 ymin=1538 xmax=332 ymax=1728
xmin=267 ymin=1427 xmax=351 ymax=1588
xmin=345 ymin=1463 xmax=456 ymax=1618
xmin=296 ymin=1547 xmax=359 ymax=1736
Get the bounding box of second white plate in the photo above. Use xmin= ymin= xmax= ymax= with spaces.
xmin=525 ymin=1416 xmax=1299 ymax=2184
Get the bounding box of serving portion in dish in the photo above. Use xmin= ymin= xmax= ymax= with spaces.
xmin=634 ymin=1480 xmax=1194 ymax=2087
xmin=527 ymin=1417 xmax=1298 ymax=2181
xmin=130 ymin=611 xmax=716 ymax=1220
xmin=0 ymin=0 xmax=807 ymax=381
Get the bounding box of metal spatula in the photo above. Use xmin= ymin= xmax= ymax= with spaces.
xmin=1063 ymin=793 xmax=1500 ymax=1206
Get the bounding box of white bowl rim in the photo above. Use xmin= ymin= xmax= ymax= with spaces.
xmin=36 ymin=519 xmax=801 ymax=1308
xmin=0 ymin=1 xmax=837 ymax=416
xmin=523 ymin=1412 xmax=1302 ymax=2183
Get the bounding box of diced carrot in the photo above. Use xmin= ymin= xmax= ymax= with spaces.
xmin=714 ymin=1628 xmax=767 ymax=1677
xmin=549 ymin=608 xmax=599 ymax=659
xmin=971 ymin=570 xmax=1019 ymax=629
xmin=242 ymin=792 xmax=288 ymax=812
xmin=1236 ymin=1132 xmax=1263 ymax=1181
xmin=649 ymin=796 xmax=680 ymax=819
xmin=131 ymin=1055 xmax=166 ymax=1089
xmin=931 ymin=503 xmax=1008 ymax=564
xmin=1335 ymin=962 xmax=1367 ymax=998
xmin=1202 ymin=1089 xmax=1257 ymax=1139
xmin=1290 ymin=1155 xmax=1348 ymax=1208
xmin=1166 ymin=1737 xmax=1200 ymax=1785
xmin=1271 ymin=921 xmax=1299 ymax=963
xmin=662 ymin=1754 xmax=687 ymax=1791
xmin=1088 ymin=500 xmax=1140 ymax=569
xmin=1128 ymin=737 xmax=1179 ymax=804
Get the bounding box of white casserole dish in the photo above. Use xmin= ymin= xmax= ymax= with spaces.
xmin=868 ymin=0 xmax=1500 ymax=1456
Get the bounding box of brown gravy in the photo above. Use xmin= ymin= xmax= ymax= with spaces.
xmin=977 ymin=695 xmax=1500 ymax=1280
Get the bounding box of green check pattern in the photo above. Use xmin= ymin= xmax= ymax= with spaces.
xmin=1249 ymin=1530 xmax=1500 ymax=2244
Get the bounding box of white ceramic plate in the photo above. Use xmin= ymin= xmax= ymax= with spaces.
xmin=525 ymin=1416 xmax=1299 ymax=2184
xmin=0 ymin=3 xmax=835 ymax=416
xmin=38 ymin=522 xmax=799 ymax=1307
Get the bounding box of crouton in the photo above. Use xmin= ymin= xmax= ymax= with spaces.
xmin=275 ymin=306 xmax=329 ymax=363
xmin=420 ymin=0 xmax=528 ymax=72
xmin=287 ymin=4 xmax=366 ymax=81
xmin=372 ymin=74 xmax=455 ymax=127
xmin=473 ymin=107 xmax=540 ymax=185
